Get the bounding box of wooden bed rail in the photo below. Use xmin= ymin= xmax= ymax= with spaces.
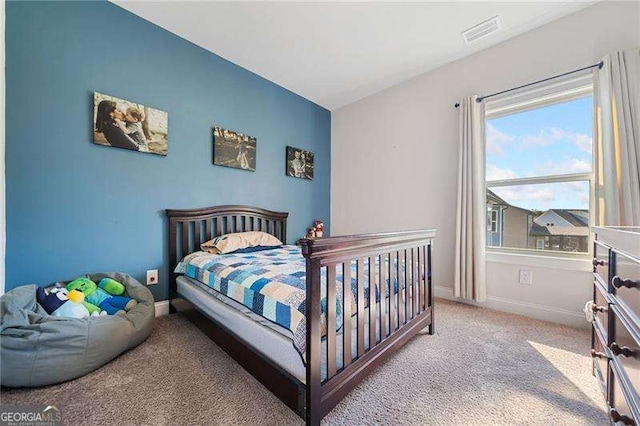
xmin=300 ymin=229 xmax=436 ymax=425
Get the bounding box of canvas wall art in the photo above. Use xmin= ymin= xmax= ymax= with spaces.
xmin=213 ymin=127 xmax=257 ymax=171
xmin=93 ymin=92 xmax=168 ymax=156
xmin=286 ymin=146 xmax=314 ymax=180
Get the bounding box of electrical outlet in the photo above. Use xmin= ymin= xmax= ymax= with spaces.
xmin=146 ymin=269 xmax=159 ymax=285
xmin=519 ymin=270 xmax=533 ymax=285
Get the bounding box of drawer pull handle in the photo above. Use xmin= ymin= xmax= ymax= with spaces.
xmin=590 ymin=349 xmax=608 ymax=359
xmin=609 ymin=408 xmax=635 ymax=425
xmin=592 ymin=304 xmax=607 ymax=313
xmin=612 ymin=276 xmax=639 ymax=289
xmin=610 ymin=342 xmax=636 ymax=358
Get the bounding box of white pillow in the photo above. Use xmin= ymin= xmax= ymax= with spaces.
xmin=200 ymin=231 xmax=283 ymax=254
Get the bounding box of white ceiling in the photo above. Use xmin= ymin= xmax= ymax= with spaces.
xmin=113 ymin=1 xmax=596 ymax=110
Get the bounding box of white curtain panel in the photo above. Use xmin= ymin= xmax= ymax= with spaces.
xmin=454 ymin=95 xmax=487 ymax=302
xmin=594 ymin=48 xmax=640 ymax=226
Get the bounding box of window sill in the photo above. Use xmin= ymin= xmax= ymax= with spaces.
xmin=486 ymin=249 xmax=592 ymax=272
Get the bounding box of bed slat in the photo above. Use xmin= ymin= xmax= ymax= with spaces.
xmin=379 ymin=252 xmax=387 ymax=339
xmin=357 ymin=258 xmax=365 ymax=357
xmin=398 ymin=250 xmax=405 ymax=326
xmin=194 ymin=220 xmax=202 ymax=249
xmin=390 ymin=251 xmax=397 ymax=333
xmin=408 ymin=250 xmax=413 ymax=319
xmin=327 ymin=264 xmax=337 ymax=380
xmin=411 ymin=247 xmax=420 ymax=317
xmin=402 ymin=250 xmax=411 ymax=324
xmin=205 ymin=219 xmax=212 ymax=241
xmin=418 ymin=246 xmax=426 ymax=311
xmin=368 ymin=256 xmax=376 ymax=349
xmin=181 ymin=222 xmax=189 ymax=260
xmin=342 ymin=262 xmax=352 ymax=368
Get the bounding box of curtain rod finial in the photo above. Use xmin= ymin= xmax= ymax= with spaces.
xmin=598 ymin=61 xmax=604 ymax=69
xmin=454 ymin=102 xmax=460 ymax=108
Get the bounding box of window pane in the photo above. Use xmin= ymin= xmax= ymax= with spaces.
xmin=486 ymin=181 xmax=589 ymax=253
xmin=486 ymin=96 xmax=593 ymax=181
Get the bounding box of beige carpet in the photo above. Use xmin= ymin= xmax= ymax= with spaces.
xmin=1 ymin=299 xmax=607 ymax=425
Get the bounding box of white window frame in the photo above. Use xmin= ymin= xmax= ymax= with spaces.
xmin=484 ymin=73 xmax=594 ymax=258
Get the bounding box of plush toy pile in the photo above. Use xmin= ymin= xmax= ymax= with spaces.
xmin=36 ymin=277 xmax=138 ymax=319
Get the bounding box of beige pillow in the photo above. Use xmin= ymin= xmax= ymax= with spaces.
xmin=201 ymin=231 xmax=283 ymax=254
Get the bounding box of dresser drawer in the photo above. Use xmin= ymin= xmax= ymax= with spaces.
xmin=612 ymin=305 xmax=640 ymax=400
xmin=613 ymin=250 xmax=640 ymax=320
xmin=592 ymin=325 xmax=609 ymax=397
xmin=610 ymin=363 xmax=638 ymax=425
xmin=594 ymin=280 xmax=610 ymax=340
xmin=594 ymin=241 xmax=611 ymax=286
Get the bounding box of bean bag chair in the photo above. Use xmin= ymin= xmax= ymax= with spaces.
xmin=0 ymin=272 xmax=154 ymax=387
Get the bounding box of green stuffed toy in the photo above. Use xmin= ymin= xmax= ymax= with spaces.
xmin=66 ymin=278 xmax=137 ymax=316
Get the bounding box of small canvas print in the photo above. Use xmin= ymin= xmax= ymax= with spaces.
xmin=286 ymin=146 xmax=314 ymax=180
xmin=213 ymin=127 xmax=256 ymax=171
xmin=93 ymin=92 xmax=168 ymax=156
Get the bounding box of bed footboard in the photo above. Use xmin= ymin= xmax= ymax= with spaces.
xmin=300 ymin=229 xmax=436 ymax=425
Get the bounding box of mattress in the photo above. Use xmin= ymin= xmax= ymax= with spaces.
xmin=176 ymin=246 xmax=399 ymax=358
xmin=177 ymin=276 xmax=390 ymax=383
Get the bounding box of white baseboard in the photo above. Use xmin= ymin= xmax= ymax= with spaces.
xmin=434 ymin=285 xmax=589 ymax=329
xmin=155 ymin=300 xmax=170 ymax=317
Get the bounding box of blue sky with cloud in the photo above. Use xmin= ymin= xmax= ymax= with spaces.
xmin=486 ymin=96 xmax=593 ymax=211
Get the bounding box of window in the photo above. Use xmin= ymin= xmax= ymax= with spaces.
xmin=485 ymin=77 xmax=593 ymax=254
xmin=488 ymin=210 xmax=498 ymax=232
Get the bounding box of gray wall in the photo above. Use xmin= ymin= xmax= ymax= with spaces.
xmin=331 ymin=1 xmax=640 ymax=326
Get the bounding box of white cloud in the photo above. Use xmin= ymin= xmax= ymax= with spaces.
xmin=521 ymin=127 xmax=592 ymax=154
xmin=486 ymin=124 xmax=514 ymax=156
xmin=521 ymin=131 xmax=556 ymax=148
xmin=536 ymin=158 xmax=592 ymax=176
xmin=495 ymin=186 xmax=556 ymax=204
xmin=486 ymin=164 xmax=518 ymax=181
xmin=491 ymin=181 xmax=589 ymax=210
xmin=567 ymin=132 xmax=593 ymax=154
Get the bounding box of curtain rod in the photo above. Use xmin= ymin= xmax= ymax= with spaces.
xmin=454 ymin=61 xmax=603 ymax=108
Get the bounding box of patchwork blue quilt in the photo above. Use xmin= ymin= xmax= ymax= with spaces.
xmin=175 ymin=245 xmax=403 ymax=358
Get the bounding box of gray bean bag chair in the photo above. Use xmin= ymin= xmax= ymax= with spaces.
xmin=1 ymin=272 xmax=154 ymax=387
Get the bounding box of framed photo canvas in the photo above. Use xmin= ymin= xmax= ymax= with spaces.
xmin=286 ymin=146 xmax=314 ymax=180
xmin=93 ymin=92 xmax=168 ymax=156
xmin=213 ymin=127 xmax=256 ymax=171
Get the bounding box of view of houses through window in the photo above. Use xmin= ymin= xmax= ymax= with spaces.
xmin=485 ymin=88 xmax=593 ymax=254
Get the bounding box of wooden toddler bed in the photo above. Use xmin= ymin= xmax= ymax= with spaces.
xmin=166 ymin=205 xmax=435 ymax=425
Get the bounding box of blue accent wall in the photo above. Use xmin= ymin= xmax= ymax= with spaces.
xmin=5 ymin=1 xmax=331 ymax=300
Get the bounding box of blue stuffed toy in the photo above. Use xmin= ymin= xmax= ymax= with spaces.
xmin=66 ymin=278 xmax=137 ymax=316
xmin=36 ymin=286 xmax=96 ymax=318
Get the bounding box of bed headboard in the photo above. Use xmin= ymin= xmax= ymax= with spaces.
xmin=166 ymin=205 xmax=289 ymax=267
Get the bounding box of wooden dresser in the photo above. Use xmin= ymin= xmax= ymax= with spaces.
xmin=591 ymin=227 xmax=640 ymax=425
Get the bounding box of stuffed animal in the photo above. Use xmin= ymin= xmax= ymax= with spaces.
xmin=36 ymin=286 xmax=102 ymax=319
xmin=313 ymin=219 xmax=324 ymax=238
xmin=66 ymin=278 xmax=137 ymax=316
xmin=306 ymin=227 xmax=316 ymax=238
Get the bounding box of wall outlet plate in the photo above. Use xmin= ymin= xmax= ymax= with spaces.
xmin=146 ymin=269 xmax=159 ymax=285
xmin=519 ymin=269 xmax=533 ymax=285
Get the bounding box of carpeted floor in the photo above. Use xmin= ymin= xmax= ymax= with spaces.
xmin=1 ymin=299 xmax=607 ymax=425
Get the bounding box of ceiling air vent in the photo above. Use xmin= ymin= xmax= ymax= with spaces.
xmin=461 ymin=15 xmax=501 ymax=44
